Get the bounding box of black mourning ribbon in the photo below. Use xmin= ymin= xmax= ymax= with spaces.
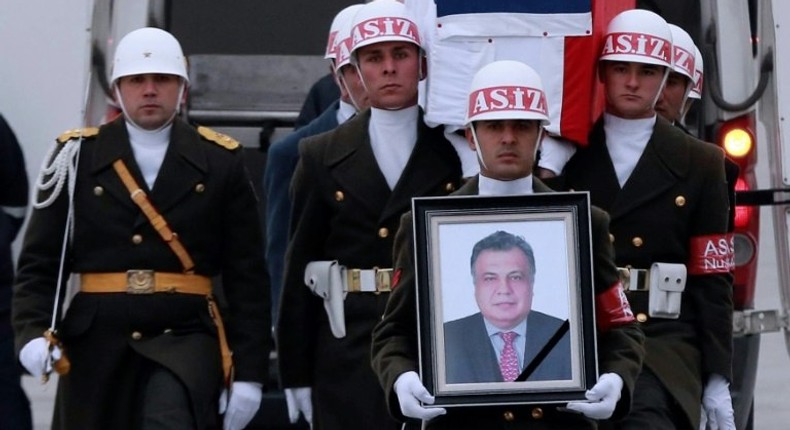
xmin=514 ymin=319 xmax=570 ymax=382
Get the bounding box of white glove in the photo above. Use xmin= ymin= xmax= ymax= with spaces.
xmin=393 ymin=371 xmax=446 ymax=421
xmin=284 ymin=387 xmax=313 ymax=427
xmin=218 ymin=381 xmax=262 ymax=430
xmin=565 ymin=373 xmax=623 ymax=420
xmin=19 ymin=337 xmax=61 ymax=378
xmin=700 ymin=374 xmax=735 ymax=430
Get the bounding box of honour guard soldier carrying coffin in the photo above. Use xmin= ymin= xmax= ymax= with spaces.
xmin=553 ymin=9 xmax=736 ymax=430
xmin=653 ymin=24 xmax=739 ymax=237
xmin=275 ymin=0 xmax=463 ymax=428
xmin=12 ymin=27 xmax=270 ymax=430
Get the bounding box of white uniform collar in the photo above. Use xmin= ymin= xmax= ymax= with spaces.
xmin=336 ymin=100 xmax=357 ymax=124
xmin=126 ymin=121 xmax=171 ymax=146
xmin=478 ymin=174 xmax=534 ymax=196
xmin=603 ymin=112 xmax=655 ymax=187
xmin=369 ymin=105 xmax=419 ymax=190
xmin=126 ymin=121 xmax=171 ymax=189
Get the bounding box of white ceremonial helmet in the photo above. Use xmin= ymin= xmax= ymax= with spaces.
xmin=349 ymin=0 xmax=423 ymax=62
xmin=465 ymin=60 xmax=550 ymax=126
xmin=689 ymin=45 xmax=704 ymax=99
xmin=599 ymin=9 xmax=673 ymax=69
xmin=465 ymin=60 xmax=549 ymax=172
xmin=110 ymin=27 xmax=189 ymax=87
xmin=668 ymin=24 xmax=696 ymax=81
xmin=333 ymin=4 xmax=366 ymax=71
xmin=325 ymin=4 xmax=365 ymax=61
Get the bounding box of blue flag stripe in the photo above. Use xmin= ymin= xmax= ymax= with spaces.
xmin=436 ymin=0 xmax=591 ymax=17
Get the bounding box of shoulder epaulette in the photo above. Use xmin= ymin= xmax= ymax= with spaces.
xmin=197 ymin=126 xmax=240 ymax=150
xmin=56 ymin=127 xmax=99 ymax=144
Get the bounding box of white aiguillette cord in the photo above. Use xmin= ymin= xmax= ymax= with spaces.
xmin=33 ymin=72 xmax=94 ymax=382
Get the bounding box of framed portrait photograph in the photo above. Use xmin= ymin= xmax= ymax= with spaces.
xmin=412 ymin=192 xmax=598 ymax=407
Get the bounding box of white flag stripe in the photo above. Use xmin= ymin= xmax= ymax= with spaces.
xmin=437 ymin=12 xmax=591 ymax=40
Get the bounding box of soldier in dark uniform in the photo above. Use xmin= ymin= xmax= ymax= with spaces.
xmin=371 ymin=60 xmax=645 ymax=430
xmin=294 ymin=74 xmax=341 ymax=131
xmin=554 ymin=10 xmax=736 ymax=430
xmin=0 ymin=114 xmax=32 ymax=430
xmin=654 ymin=27 xmax=739 ymax=236
xmin=264 ymin=3 xmax=368 ymax=328
xmin=275 ymin=1 xmax=463 ymax=429
xmin=12 ymin=28 xmax=270 ymax=430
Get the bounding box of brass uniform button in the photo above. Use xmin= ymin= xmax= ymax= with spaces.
xmin=335 ymin=191 xmax=345 ymax=202
xmin=378 ymin=227 xmax=389 ymax=238
xmin=675 ymin=195 xmax=686 ymax=207
xmin=609 ymin=233 xmax=615 ymax=243
xmin=531 ymin=407 xmax=543 ymax=419
xmin=445 ymin=182 xmax=456 ymax=193
xmin=195 ymin=183 xmax=205 ymax=193
xmin=131 ymin=331 xmax=142 ymax=340
xmin=131 ymin=234 xmax=143 ymax=245
xmin=632 ymin=237 xmax=643 ymax=247
xmin=93 ymin=186 xmax=104 ymax=196
xmin=503 ymin=410 xmax=515 ymax=422
xmin=637 ymin=313 xmax=648 ymax=323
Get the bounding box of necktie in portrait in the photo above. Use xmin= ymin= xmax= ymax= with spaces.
xmin=499 ymin=331 xmax=519 ymax=382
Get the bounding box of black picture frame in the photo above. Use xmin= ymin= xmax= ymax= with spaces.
xmin=412 ymin=192 xmax=598 ymax=407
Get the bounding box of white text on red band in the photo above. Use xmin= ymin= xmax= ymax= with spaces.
xmin=326 ymin=31 xmax=339 ymax=56
xmin=602 ymin=32 xmax=671 ymax=63
xmin=352 ymin=17 xmax=420 ymax=46
xmin=469 ymin=86 xmax=547 ymax=117
xmin=688 ymin=234 xmax=735 ymax=275
xmin=336 ymin=38 xmax=352 ymax=63
xmin=674 ymin=47 xmax=695 ymax=76
xmin=693 ymin=72 xmax=703 ymax=93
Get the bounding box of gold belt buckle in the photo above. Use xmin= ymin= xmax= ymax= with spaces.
xmin=375 ymin=268 xmax=393 ymax=293
xmin=345 ymin=268 xmax=393 ymax=293
xmin=618 ymin=266 xmax=649 ymax=292
xmin=617 ymin=267 xmax=631 ymax=283
xmin=346 ymin=269 xmax=362 ymax=293
xmin=127 ymin=270 xmax=155 ymax=294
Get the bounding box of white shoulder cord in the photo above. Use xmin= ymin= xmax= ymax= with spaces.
xmin=33 ymin=139 xmax=81 ymax=210
xmin=32 ymin=138 xmax=82 ymax=330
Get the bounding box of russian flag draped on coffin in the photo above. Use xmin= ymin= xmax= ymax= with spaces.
xmin=408 ymin=0 xmax=634 ymax=146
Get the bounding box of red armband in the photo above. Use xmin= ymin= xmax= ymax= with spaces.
xmin=596 ymin=281 xmax=635 ymax=332
xmin=390 ymin=269 xmax=402 ymax=290
xmin=687 ymin=234 xmax=734 ymax=275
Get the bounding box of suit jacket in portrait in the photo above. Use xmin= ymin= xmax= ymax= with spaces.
xmin=443 ymin=311 xmax=571 ymax=384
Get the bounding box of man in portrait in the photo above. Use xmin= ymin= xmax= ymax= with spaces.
xmin=443 ymin=230 xmax=570 ymax=384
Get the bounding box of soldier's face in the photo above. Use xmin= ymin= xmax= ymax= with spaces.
xmin=338 ymin=65 xmax=370 ymax=111
xmin=355 ymin=42 xmax=421 ymax=110
xmin=466 ymin=120 xmax=541 ymax=181
xmin=116 ymin=73 xmax=185 ymax=130
xmin=602 ymin=61 xmax=665 ymax=119
xmin=655 ymin=72 xmax=690 ymax=123
xmin=473 ymin=248 xmax=535 ymax=330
